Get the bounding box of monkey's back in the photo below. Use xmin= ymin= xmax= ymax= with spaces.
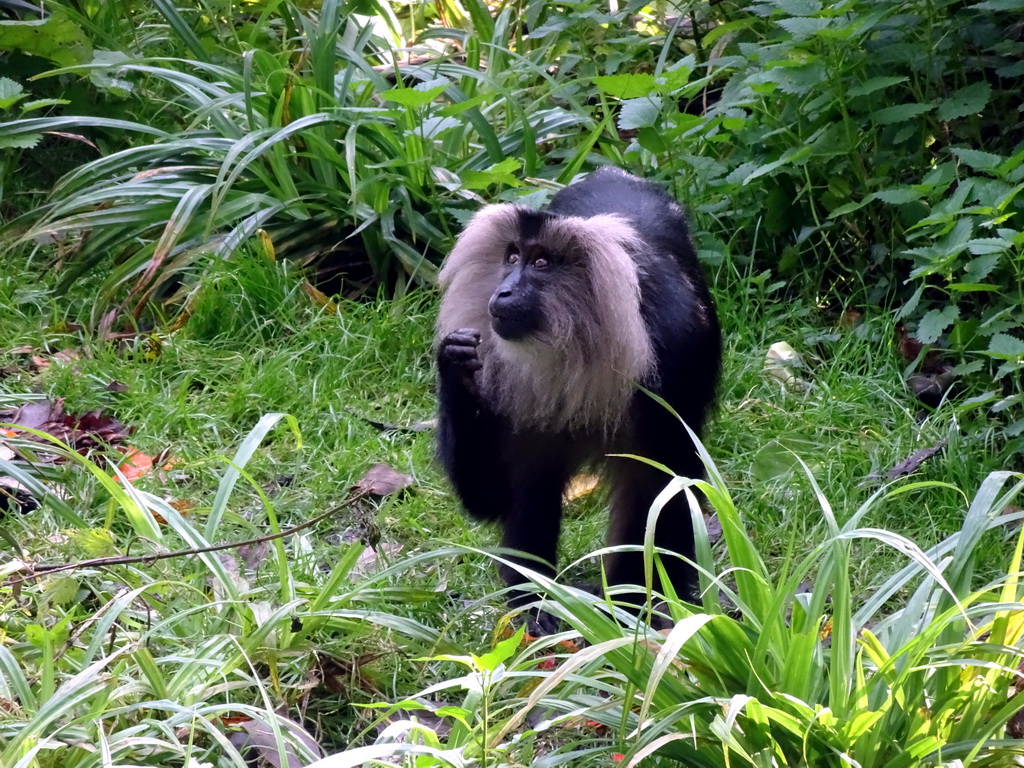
xmin=547 ymin=167 xmax=720 ymax=420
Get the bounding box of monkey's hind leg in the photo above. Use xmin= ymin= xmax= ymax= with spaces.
xmin=605 ymin=460 xmax=699 ymax=611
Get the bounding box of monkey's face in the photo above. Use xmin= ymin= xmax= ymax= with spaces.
xmin=487 ymin=238 xmax=557 ymax=342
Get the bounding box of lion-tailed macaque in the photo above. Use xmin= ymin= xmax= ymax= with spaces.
xmin=436 ymin=167 xmax=721 ymax=630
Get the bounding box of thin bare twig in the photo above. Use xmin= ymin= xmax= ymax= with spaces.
xmin=7 ymin=490 xmax=371 ymax=586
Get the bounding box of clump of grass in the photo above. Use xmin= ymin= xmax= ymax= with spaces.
xmin=318 ymin=454 xmax=1024 ymax=767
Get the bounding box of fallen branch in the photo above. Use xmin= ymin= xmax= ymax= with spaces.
xmin=8 ymin=489 xmax=370 ymax=586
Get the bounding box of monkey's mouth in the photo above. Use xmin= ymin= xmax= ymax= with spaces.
xmin=490 ymin=311 xmax=540 ymax=342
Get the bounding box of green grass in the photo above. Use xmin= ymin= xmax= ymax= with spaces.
xmin=0 ymin=255 xmax=1015 ymax=763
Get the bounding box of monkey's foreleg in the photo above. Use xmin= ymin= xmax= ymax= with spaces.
xmin=496 ymin=474 xmax=567 ymax=635
xmin=437 ymin=329 xmax=511 ymax=522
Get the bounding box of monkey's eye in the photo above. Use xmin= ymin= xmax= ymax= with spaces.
xmin=506 ymin=249 xmax=520 ymax=265
xmin=532 ymin=257 xmax=549 ymax=270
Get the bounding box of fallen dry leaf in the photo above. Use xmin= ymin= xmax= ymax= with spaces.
xmin=345 ymin=408 xmax=435 ymax=433
xmin=350 ymin=542 xmax=404 ymax=577
xmin=114 ymin=447 xmax=177 ymax=483
xmin=838 ymin=308 xmax=863 ymax=329
xmin=869 ymin=438 xmax=949 ymax=481
xmin=352 ymin=463 xmax=414 ymax=497
xmin=227 ymin=714 xmax=323 ymax=768
xmin=564 ymin=474 xmax=600 ymax=502
xmin=0 ymin=398 xmax=133 ymax=457
xmin=301 ymin=280 xmax=339 ymax=313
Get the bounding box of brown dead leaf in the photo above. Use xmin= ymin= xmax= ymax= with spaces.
xmin=227 ymin=714 xmax=323 ymax=768
xmin=352 ymin=463 xmax=414 ymax=497
xmin=345 ymin=408 xmax=436 ymax=433
xmin=350 ymin=543 xmax=404 ymax=577
xmin=114 ymin=447 xmax=176 ymax=483
xmin=704 ymin=512 xmax=723 ymax=545
xmin=27 ymin=349 xmax=81 ymax=374
xmin=896 ymin=324 xmax=923 ymax=363
xmin=838 ymin=308 xmax=863 ymax=329
xmin=875 ymin=438 xmax=949 ymax=480
xmin=0 ymin=398 xmax=133 ymax=457
xmin=564 ymin=474 xmax=601 ymax=502
xmin=301 ymin=280 xmax=339 ymax=313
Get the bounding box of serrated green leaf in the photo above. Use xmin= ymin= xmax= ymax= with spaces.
xmin=937 ymin=82 xmax=991 ymax=121
xmin=776 ymin=16 xmax=833 ymax=38
xmin=592 ymin=73 xmax=656 ymax=99
xmin=848 ymin=76 xmax=908 ymax=98
xmin=963 ymin=253 xmax=1001 ymax=283
xmin=0 ymin=133 xmax=41 ymax=149
xmin=988 ymin=333 xmax=1024 ymax=358
xmin=773 ymin=0 xmax=823 ymax=15
xmin=951 ymin=360 xmax=984 ymax=376
xmin=916 ymin=305 xmax=960 ymax=344
xmin=828 ymin=198 xmax=869 ymax=217
xmin=654 ymin=62 xmax=693 ymax=93
xmin=21 ymin=98 xmax=71 ymax=112
xmin=872 ymin=187 xmax=920 ymax=204
xmin=618 ymin=96 xmax=663 ymax=130
xmin=870 ymin=102 xmax=933 ymax=125
xmin=950 ymin=147 xmax=1004 ymax=171
xmin=417 ymin=116 xmax=461 ymax=140
xmin=0 ymin=76 xmax=25 ymax=110
xmin=965 ymin=238 xmax=1011 ymax=256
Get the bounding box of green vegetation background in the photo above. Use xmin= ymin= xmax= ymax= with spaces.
xmin=1 ymin=0 xmax=1024 ymax=766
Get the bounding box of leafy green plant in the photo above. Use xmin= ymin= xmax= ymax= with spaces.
xmin=321 ymin=444 xmax=1024 ymax=767
xmin=0 ymin=413 xmax=456 ymax=768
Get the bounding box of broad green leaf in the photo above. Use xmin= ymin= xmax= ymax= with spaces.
xmin=848 ymin=76 xmax=908 ymax=98
xmin=871 ymin=102 xmax=933 ymax=125
xmin=461 ymin=158 xmax=522 ymax=190
xmin=948 ymin=283 xmax=1000 ymax=292
xmin=0 ymin=77 xmax=25 ymax=110
xmin=0 ymin=9 xmax=91 ymax=68
xmin=950 ymin=147 xmax=1005 ymax=171
xmin=0 ymin=133 xmax=41 ymax=149
xmin=381 ymin=83 xmax=448 ymax=107
xmin=617 ymin=96 xmax=662 ymax=130
xmin=989 ymin=333 xmax=1024 ymax=358
xmin=776 ymin=16 xmax=833 ymax=38
xmin=872 ymin=187 xmax=921 ymax=204
xmin=969 ymin=0 xmax=1024 ymax=8
xmin=474 ymin=625 xmax=524 ymax=671
xmin=592 ymin=73 xmax=656 ymax=99
xmin=966 ymin=238 xmax=1011 ymax=256
xmin=916 ymin=305 xmax=960 ymax=344
xmin=964 ymin=253 xmax=1001 ymax=281
xmin=937 ymin=82 xmax=991 ymax=121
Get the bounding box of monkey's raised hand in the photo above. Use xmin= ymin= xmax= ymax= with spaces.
xmin=438 ymin=328 xmax=483 ymax=397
